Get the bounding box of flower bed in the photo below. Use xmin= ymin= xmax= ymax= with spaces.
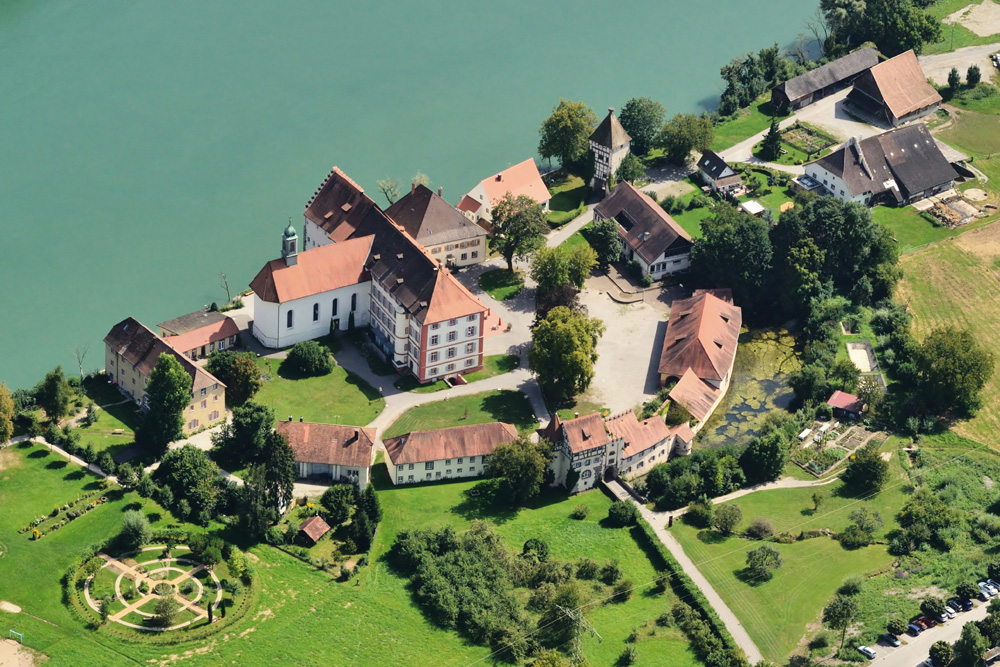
xmin=19 ymin=488 xmax=108 ymax=540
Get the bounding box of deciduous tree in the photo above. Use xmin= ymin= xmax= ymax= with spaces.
xmin=120 ymin=510 xmax=152 ymax=549
xmin=154 ymin=444 xmax=221 ymax=520
xmin=284 ymin=340 xmax=334 ymax=377
xmin=484 ymin=436 xmax=550 ymax=506
xmin=37 ymin=366 xmax=71 ymax=421
xmin=0 ymin=383 xmax=13 ymax=444
xmin=211 ymin=401 xmax=275 ymax=465
xmin=588 ymin=218 xmax=623 ymax=267
xmin=565 ymin=245 xmax=597 ymax=289
xmin=259 ymin=430 xmax=296 ymax=516
xmin=206 ymin=352 xmax=262 ymax=405
xmin=916 ymin=326 xmax=994 ymax=416
xmin=489 ymin=193 xmax=548 ymax=271
xmin=929 ymin=640 xmax=953 ymax=667
xmin=529 ymin=306 xmax=606 ymax=401
xmin=320 ymin=484 xmax=356 ymax=525
xmin=714 ymin=503 xmax=743 ymax=535
xmin=823 ymin=594 xmax=858 ymax=648
xmin=842 ymin=441 xmax=890 ymax=493
xmin=615 ymin=153 xmax=646 ymax=184
xmin=138 ymin=354 xmax=191 ymax=457
xmin=954 ymin=622 xmax=988 ymax=666
xmin=739 ymin=431 xmax=787 ymax=483
xmin=538 ymin=99 xmax=598 ymax=169
xmin=618 ymin=97 xmax=666 ymax=155
xmin=376 ymin=178 xmax=401 ymax=205
xmin=655 ymin=113 xmax=714 ymax=166
xmin=745 ymin=544 xmax=782 ymax=581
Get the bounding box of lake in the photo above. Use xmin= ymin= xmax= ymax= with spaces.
xmin=0 ymin=0 xmax=817 ymax=389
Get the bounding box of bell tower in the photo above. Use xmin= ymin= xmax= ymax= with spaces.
xmin=282 ymin=219 xmax=298 ymax=267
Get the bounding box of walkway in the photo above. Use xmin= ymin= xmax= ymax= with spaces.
xmin=655 ymin=474 xmax=842 ymax=520
xmin=545 ymin=205 xmax=594 ymax=248
xmin=606 ymin=478 xmax=764 ymax=664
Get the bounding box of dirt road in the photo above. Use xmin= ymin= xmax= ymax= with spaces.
xmin=919 ymin=42 xmax=1000 ymax=87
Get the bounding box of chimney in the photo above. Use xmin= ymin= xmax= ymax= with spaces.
xmin=609 ymin=106 xmax=615 ymax=115
xmin=411 ymin=182 xmax=416 ymax=194
xmin=438 ymin=186 xmax=443 ymax=197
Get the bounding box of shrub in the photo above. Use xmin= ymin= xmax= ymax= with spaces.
xmin=838 ymin=575 xmax=864 ymax=596
xmin=608 ymin=501 xmax=639 ymax=527
xmin=600 ymin=559 xmax=623 ymax=585
xmin=656 ymin=612 xmax=672 ymax=627
xmin=612 ymin=579 xmax=633 ymax=603
xmin=153 ymin=582 xmax=173 ymax=596
xmin=745 ymin=516 xmax=774 ymax=540
xmin=570 ymin=504 xmax=589 ymax=520
xmin=522 ymin=538 xmax=550 ymax=562
xmin=809 ymin=633 xmax=830 ymax=649
xmin=713 ymin=503 xmax=743 ymax=535
xmin=619 ymin=645 xmax=637 ymax=665
xmin=576 ymin=558 xmax=599 ymax=580
xmin=685 ymin=495 xmax=713 ymax=528
xmin=528 ymin=582 xmax=556 ymax=612
xmin=284 ymin=340 xmax=335 ymax=377
xmin=221 ymin=579 xmax=243 ymax=596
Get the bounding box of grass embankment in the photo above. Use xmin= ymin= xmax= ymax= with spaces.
xmin=383 ymin=389 xmax=538 ymax=438
xmin=545 ymin=172 xmax=586 ymax=227
xmin=254 ymin=356 xmax=384 ymax=425
xmin=478 ymin=268 xmax=524 ymax=300
xmin=671 ymin=443 xmax=908 ymax=662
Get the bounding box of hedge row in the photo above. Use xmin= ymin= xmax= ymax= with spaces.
xmin=634 ymin=516 xmax=737 ymax=651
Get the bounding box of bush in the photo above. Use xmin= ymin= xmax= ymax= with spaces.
xmin=576 ymin=558 xmax=599 ymax=580
xmin=745 ymin=516 xmax=774 ymax=540
xmin=612 ymin=579 xmax=633 ymax=603
xmin=685 ymin=495 xmax=713 ymax=528
xmin=600 ymin=559 xmax=623 ymax=584
xmin=713 ymin=503 xmax=742 ymax=535
xmin=838 ymin=575 xmax=864 ymax=596
xmin=619 ymin=645 xmax=638 ymax=665
xmin=608 ymin=501 xmax=639 ymax=527
xmin=284 ymin=340 xmax=335 ymax=377
xmin=570 ymin=504 xmax=589 ymax=520
xmin=656 ymin=612 xmax=672 ymax=627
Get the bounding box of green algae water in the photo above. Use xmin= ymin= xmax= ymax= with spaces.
xmin=0 ymin=0 xmax=817 ymax=388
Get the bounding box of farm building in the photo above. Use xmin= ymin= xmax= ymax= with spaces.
xmin=771 ymin=47 xmax=879 ymax=110
xmin=847 ymin=50 xmax=941 ymax=126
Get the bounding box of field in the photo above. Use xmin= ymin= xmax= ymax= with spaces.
xmin=709 ymin=99 xmax=790 ymax=153
xmin=478 ymin=268 xmax=524 ymax=300
xmin=383 ymin=389 xmax=539 ymax=439
xmin=671 ymin=442 xmax=908 ymax=662
xmin=924 ymin=0 xmax=1000 ymax=54
xmin=253 ymin=356 xmax=384 ymax=425
xmin=896 ymin=221 xmax=1000 ymax=443
xmin=545 ymin=172 xmax=587 ymax=227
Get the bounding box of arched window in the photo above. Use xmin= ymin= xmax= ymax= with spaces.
xmin=332 ymin=298 xmax=338 ymax=316
xmin=286 ymin=310 xmax=293 ymax=329
xmin=351 ymin=293 xmax=358 ymax=312
xmin=313 ymin=303 xmax=320 ymax=321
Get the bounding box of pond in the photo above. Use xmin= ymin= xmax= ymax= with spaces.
xmin=696 ymin=329 xmax=801 ymax=449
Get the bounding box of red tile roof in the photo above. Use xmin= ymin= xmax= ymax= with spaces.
xmin=299 ymin=515 xmax=331 ymax=544
xmin=276 ymin=420 xmax=376 ymax=469
xmin=668 ymin=368 xmax=721 ymax=423
xmin=659 ymin=292 xmax=742 ymax=382
xmin=560 ymin=413 xmax=611 ymax=454
xmin=383 ymin=422 xmax=518 ymax=465
xmin=827 ymin=390 xmax=864 ymax=413
xmin=605 ymin=410 xmax=672 ymax=459
xmin=249 ymin=235 xmax=374 ymax=304
xmin=457 ymin=194 xmax=482 ymax=214
xmin=668 ymin=423 xmax=696 ymax=444
xmin=479 ymin=159 xmax=551 ymax=207
xmin=863 ymin=50 xmax=941 ymax=119
xmin=304 ymin=167 xmax=377 ymax=243
xmin=163 ymin=316 xmax=240 ymax=355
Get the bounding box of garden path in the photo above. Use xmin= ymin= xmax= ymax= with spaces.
xmin=652 ymin=473 xmax=842 ymax=520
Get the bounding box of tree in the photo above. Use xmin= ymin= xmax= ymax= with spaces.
xmin=359 ymin=483 xmax=382 ymax=524
xmin=916 ymin=326 xmax=994 ymax=416
xmin=929 ymin=640 xmax=953 ymax=667
xmin=968 ymin=64 xmax=982 ymax=87
xmin=619 ymin=97 xmax=666 ymax=156
xmin=887 ymin=617 xmax=908 ymax=636
xmin=615 ymin=153 xmax=646 ymax=184
xmin=284 ymin=340 xmax=334 ymax=377
xmin=219 ymin=272 xmax=232 ymax=304
xmin=812 ymin=491 xmax=825 ymax=512
xmin=259 ymin=430 xmax=296 ymax=516
xmin=954 ymin=623 xmax=989 ymax=666
xmin=138 ymin=354 xmax=191 ymax=457
xmin=205 ymin=352 xmax=261 ymax=405
xmin=565 ymin=245 xmax=597 ymax=289
xmin=0 ymin=383 xmax=13 ymax=444
xmin=72 ymin=344 xmax=89 ymax=385
xmin=538 ymin=99 xmax=598 ymax=169
xmin=530 ymin=247 xmax=571 ymax=296
xmin=116 ymin=462 xmax=138 ymax=490
xmin=948 ymin=67 xmax=962 ymax=92
xmin=350 ymin=508 xmax=375 ymax=552
xmin=745 ymin=544 xmax=782 ymax=581
xmin=154 ymin=444 xmax=221 ymax=519
xmin=856 ymin=375 xmax=884 ymax=418
xmin=97 ymin=450 xmax=116 ymax=476
xmin=823 ymin=594 xmax=859 ymax=649
xmin=37 ymin=366 xmax=71 ymax=421
xmin=201 ymin=546 xmax=222 ymax=568
xmin=758 ymin=117 xmax=783 ymax=161
xmin=686 ymin=494 xmax=714 ymax=528
xmin=921 ymin=596 xmax=947 ymax=618
xmin=484 ymin=436 xmax=550 ymax=506
xmin=211 ymin=401 xmax=275 ymax=465
xmin=321 ymin=484 xmax=356 ymax=525
xmin=529 ymin=306 xmax=606 ymax=401
xmin=489 ymin=193 xmax=548 ymax=271
xmin=411 ymin=172 xmax=429 ymax=188
xmin=866 ymin=0 xmax=942 ymax=56
xmin=957 ymin=581 xmax=980 ymax=601
xmin=589 ymin=218 xmax=623 ymax=268
xmin=99 ymin=596 xmax=112 ymax=624
xmin=655 ymin=113 xmax=714 ymax=166
xmin=714 ymin=503 xmax=743 ymax=535
xmin=376 ymin=178 xmax=401 ymax=205
xmin=120 ymin=510 xmax=152 ymax=549
xmin=522 ymin=537 xmax=550 ymax=562
xmin=739 ymin=431 xmax=787 ymax=483
xmin=841 ymin=442 xmax=890 ymax=493
xmin=829 ymin=357 xmax=860 ymax=392
xmin=607 ymin=500 xmax=640 ymax=527
xmin=239 ymin=464 xmax=272 ymax=539
xmin=849 ymin=505 xmax=884 ymax=534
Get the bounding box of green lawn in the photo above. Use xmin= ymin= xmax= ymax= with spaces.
xmin=383 ymin=390 xmax=538 ymax=439
xmin=558 ymin=222 xmax=594 ymax=251
xmin=254 ymin=356 xmax=384 ymax=425
xmin=710 ymin=99 xmax=790 ymax=152
xmin=477 ymin=268 xmax=524 ymax=300
xmin=553 ymin=396 xmax=609 ymax=421
xmin=545 ymin=172 xmax=587 ymax=227
xmin=669 ymin=195 xmax=711 ymax=239
xmin=923 ymin=0 xmax=1000 ymax=54
xmin=461 ymin=353 xmax=520 ymax=383
xmin=75 ymin=407 xmax=135 ymax=458
xmin=670 ymin=446 xmax=909 ymax=662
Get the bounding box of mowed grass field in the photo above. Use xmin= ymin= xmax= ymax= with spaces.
xmin=254 ymin=356 xmax=384 ymax=425
xmin=670 ymin=445 xmax=907 ymax=662
xmin=897 ymin=221 xmax=1000 ymax=443
xmin=383 ymin=389 xmax=539 ymax=438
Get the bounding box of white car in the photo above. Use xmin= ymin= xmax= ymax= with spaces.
xmin=857 ymin=645 xmax=877 ymax=660
xmin=979 ymin=582 xmax=995 ymax=597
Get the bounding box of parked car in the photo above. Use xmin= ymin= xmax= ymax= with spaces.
xmin=988 ymin=578 xmax=1000 ymax=592
xmin=917 ymin=615 xmax=937 ymax=628
xmin=979 ymin=582 xmax=995 ymax=599
xmin=944 ymin=606 xmax=956 ymax=619
xmin=880 ymin=633 xmax=901 ymax=647
xmin=857 ymin=646 xmax=877 ymax=660
xmin=960 ymin=598 xmax=974 ymax=611
xmin=947 ymin=599 xmax=963 ymax=613
xmin=933 ymin=612 xmax=948 ymax=624
xmin=908 ymin=623 xmax=923 ymax=636
xmin=984 ymin=581 xmax=999 ymax=596
xmin=913 ymin=618 xmax=928 ymax=630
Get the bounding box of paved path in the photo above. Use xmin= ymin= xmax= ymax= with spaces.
xmin=606 ymin=479 xmax=764 ymax=664
xmin=656 ymin=474 xmax=842 ymax=519
xmin=545 ymin=205 xmax=594 ymax=248
xmin=919 ymin=42 xmax=1000 ymax=87
xmin=869 ymin=600 xmax=991 ymax=666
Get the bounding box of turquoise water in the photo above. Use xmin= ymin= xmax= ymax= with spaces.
xmin=0 ymin=0 xmax=817 ymax=389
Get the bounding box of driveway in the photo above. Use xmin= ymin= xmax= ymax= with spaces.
xmin=868 ymin=600 xmax=991 ymax=666
xmin=919 ymin=42 xmax=1000 ymax=87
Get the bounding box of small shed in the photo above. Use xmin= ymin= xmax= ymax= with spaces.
xmin=299 ymin=515 xmax=332 ymax=545
xmin=827 ymin=390 xmax=864 ymax=420
xmin=740 ymin=200 xmax=766 ymax=217
xmin=798 ymin=428 xmax=812 ymax=441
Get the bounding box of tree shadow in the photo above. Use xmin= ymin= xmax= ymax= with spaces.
xmin=64 ymin=470 xmax=85 ymax=481
xmin=83 ymin=481 xmax=103 ymax=491
xmin=46 ymin=460 xmax=68 ymax=470
xmin=28 ymin=449 xmax=50 ymax=459
xmin=480 ymin=391 xmax=536 ymax=431
xmin=801 ymin=508 xmax=816 ymax=516
xmin=450 ymin=480 xmax=520 ymax=525
xmin=734 ymin=567 xmax=770 ymax=588
xmin=697 ymin=530 xmax=728 ymax=545
xmin=122 ymin=502 xmax=142 ymax=513
xmin=17 ymin=441 xmax=34 ymax=450
xmin=147 ymin=513 xmax=162 ymax=524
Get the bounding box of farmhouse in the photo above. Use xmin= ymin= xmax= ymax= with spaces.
xmin=383 ymin=422 xmax=518 ymax=485
xmin=251 ymin=167 xmax=489 ymax=384
xmin=103 ymin=317 xmax=226 ymax=433
xmin=461 ymin=159 xmax=551 ymax=225
xmin=157 ymin=309 xmax=240 ymax=361
xmin=847 ymin=50 xmax=941 ymax=126
xmin=697 ymin=149 xmax=743 ymax=195
xmin=589 ymin=107 xmax=632 ymax=192
xmin=543 ymin=411 xmax=694 ymax=494
xmin=771 ymin=46 xmax=880 ymax=110
xmin=827 ymin=390 xmax=864 ymax=420
xmin=593 ymin=182 xmax=693 ymax=280
xmin=804 ymin=124 xmax=958 ymax=206
xmin=659 ymin=290 xmax=742 ymax=430
xmin=276 ymin=418 xmax=376 ymax=487
xmin=384 ymin=184 xmax=487 ymax=268
xmin=298 ymin=516 xmax=332 ymax=545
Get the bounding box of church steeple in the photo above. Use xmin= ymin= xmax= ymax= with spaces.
xmin=282 ymin=219 xmax=298 ymax=266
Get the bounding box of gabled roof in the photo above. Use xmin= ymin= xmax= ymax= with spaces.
xmin=669 ymin=368 xmax=720 ymax=422
xmin=775 ymin=47 xmax=880 ymax=103
xmin=304 ymin=167 xmax=379 ymax=243
xmin=589 ymin=108 xmax=631 ymax=149
xmin=855 ymin=50 xmax=941 ymax=119
xmin=595 ymin=182 xmax=693 ymax=265
xmin=383 ymin=422 xmax=518 ymax=465
xmin=604 ymin=410 xmax=672 ymax=459
xmin=276 ymin=420 xmax=376 ymax=469
xmin=809 ymin=124 xmax=957 ymax=200
xmin=249 ymin=235 xmax=374 ymax=304
xmin=697 ymin=150 xmax=736 ymax=181
xmin=559 ymin=413 xmax=611 ymax=454
xmin=162 ymin=316 xmax=240 ymax=354
xmin=457 ymin=195 xmax=482 ymax=214
xmin=158 ymin=308 xmax=229 ymax=336
xmin=384 ymin=185 xmax=484 ymax=247
xmin=659 ymin=291 xmax=742 ymax=382
xmin=103 ymin=317 xmax=223 ymax=393
xmin=827 ymin=390 xmax=864 ymax=413
xmin=299 ymin=515 xmax=331 ymax=543
xmin=479 ymin=159 xmax=551 ymax=207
